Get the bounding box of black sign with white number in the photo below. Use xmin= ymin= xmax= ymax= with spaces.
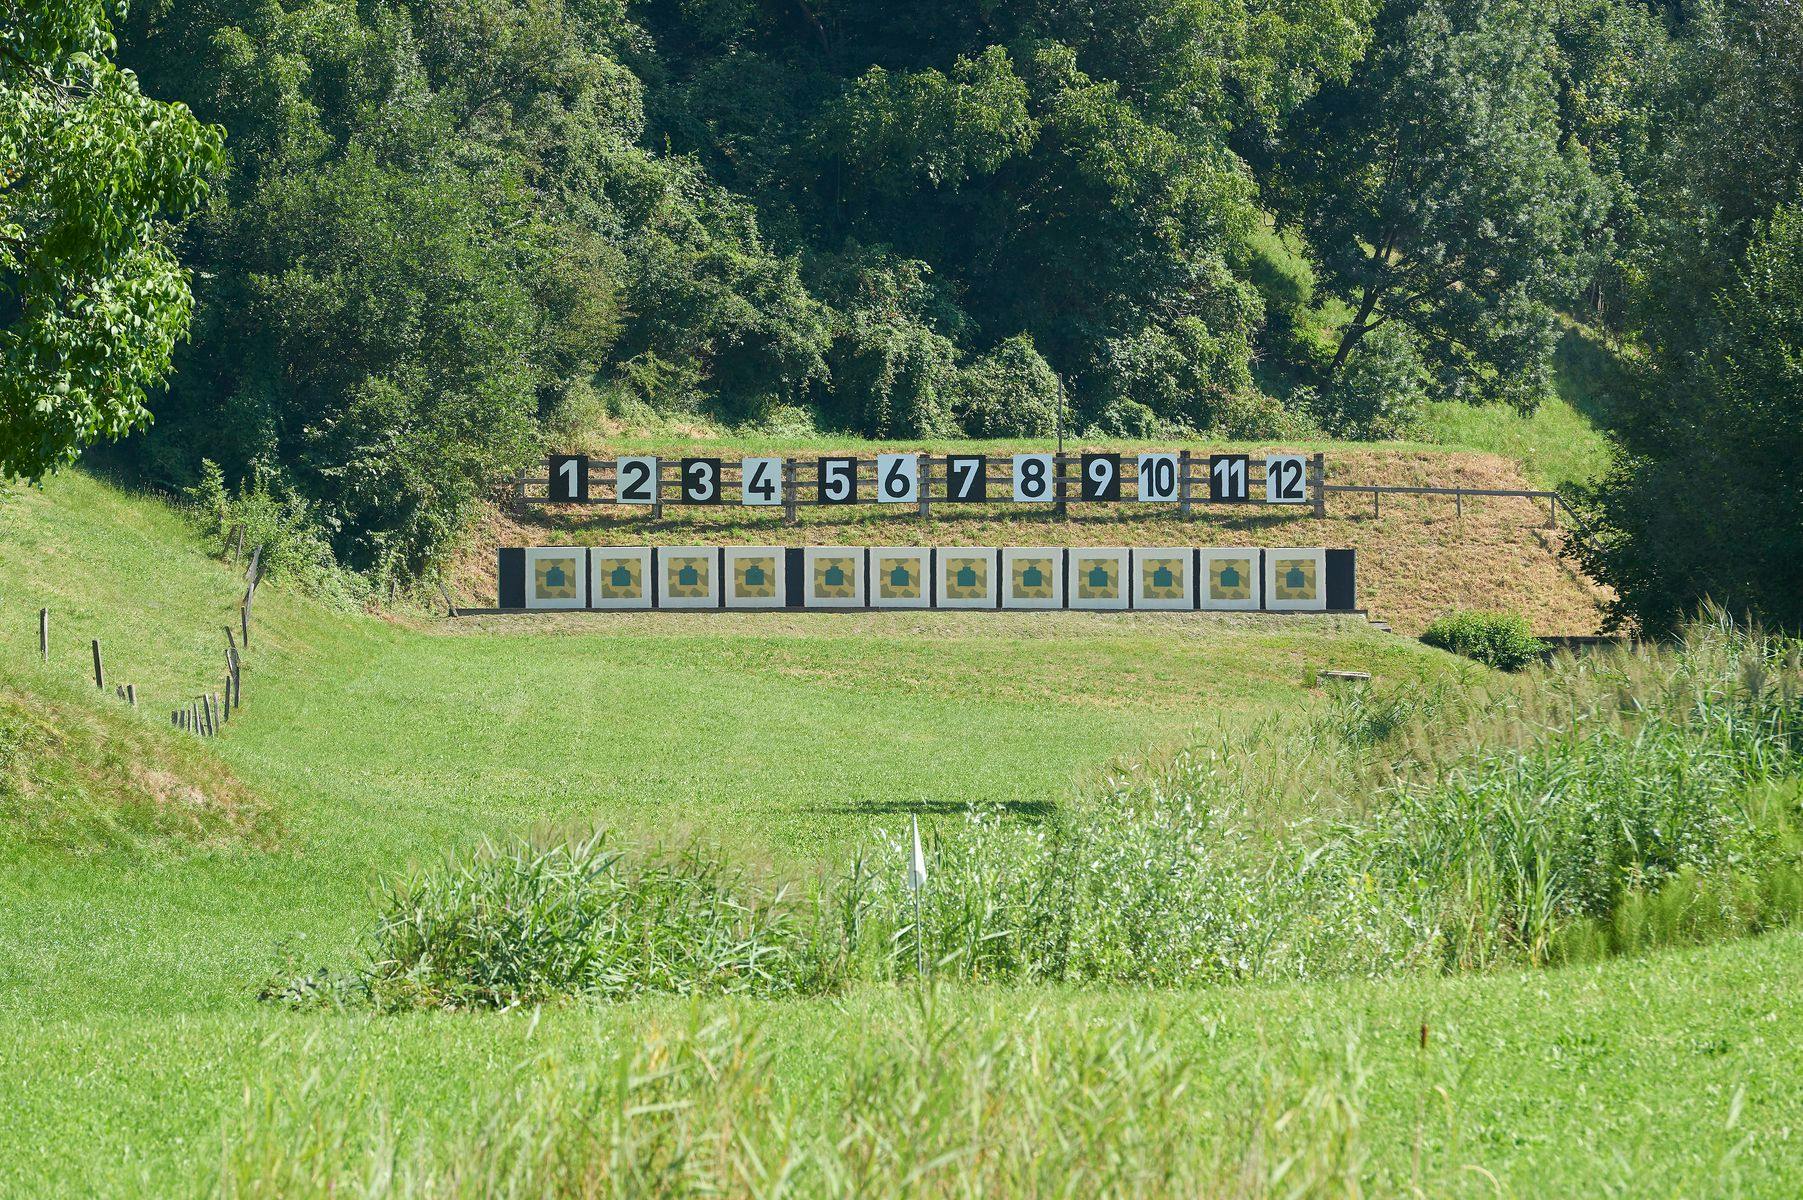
xmin=616 ymin=456 xmax=658 ymax=504
xmin=681 ymin=458 xmax=722 ymax=504
xmin=1209 ymin=454 xmax=1249 ymax=503
xmin=549 ymin=454 xmax=589 ymax=503
xmin=946 ymin=455 xmax=987 ymax=502
xmin=817 ymin=457 xmax=858 ymax=504
xmin=1265 ymin=454 xmax=1307 ymax=504
xmin=1080 ymin=454 xmax=1121 ymax=502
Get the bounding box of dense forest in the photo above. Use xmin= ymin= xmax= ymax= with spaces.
xmin=2 ymin=0 xmax=1799 ymax=629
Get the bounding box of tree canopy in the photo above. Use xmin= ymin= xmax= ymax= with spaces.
xmin=1 ymin=0 xmax=221 ymax=481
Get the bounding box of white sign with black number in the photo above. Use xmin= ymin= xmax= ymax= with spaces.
xmin=1137 ymin=453 xmax=1179 ymax=502
xmin=1265 ymin=454 xmax=1307 ymax=505
xmin=1012 ymin=453 xmax=1053 ymax=503
xmin=615 ymin=456 xmax=658 ymax=505
xmin=740 ymin=457 xmax=783 ymax=506
xmin=876 ymin=453 xmax=919 ymax=504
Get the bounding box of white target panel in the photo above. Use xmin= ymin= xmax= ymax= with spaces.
xmin=1200 ymin=548 xmax=1261 ymax=611
xmin=804 ymin=547 xmax=865 ymax=608
xmin=659 ymin=546 xmax=720 ymax=609
xmin=1011 ymin=454 xmax=1054 ymax=503
xmin=1136 ymin=454 xmax=1180 ymax=502
xmin=1264 ymin=454 xmax=1307 ymax=505
xmin=724 ymin=547 xmax=785 ymax=609
xmin=740 ymin=457 xmax=784 ymax=505
xmin=1131 ymin=548 xmax=1195 ymax=611
xmin=615 ymin=456 xmax=659 ymax=505
xmin=938 ymin=547 xmax=997 ymax=609
xmin=871 ymin=547 xmax=931 ymax=608
xmin=1002 ymin=548 xmax=1064 ymax=610
xmin=1067 ymin=548 xmax=1129 ymax=610
xmin=1264 ymin=548 xmax=1327 ymax=611
xmin=590 ymin=546 xmax=651 ymax=611
xmin=525 ymin=547 xmax=588 ymax=610
xmin=875 ymin=454 xmax=920 ymax=504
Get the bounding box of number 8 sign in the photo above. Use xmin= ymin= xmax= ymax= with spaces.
xmin=1012 ymin=454 xmax=1053 ymax=503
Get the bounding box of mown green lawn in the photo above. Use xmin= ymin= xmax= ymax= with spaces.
xmin=2 ymin=472 xmax=1794 ymax=1196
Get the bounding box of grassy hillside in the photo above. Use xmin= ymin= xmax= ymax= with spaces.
xmin=3 ymin=471 xmax=1796 ymax=1196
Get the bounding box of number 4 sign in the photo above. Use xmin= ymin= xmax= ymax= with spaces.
xmin=876 ymin=454 xmax=919 ymax=503
xmin=740 ymin=457 xmax=783 ymax=505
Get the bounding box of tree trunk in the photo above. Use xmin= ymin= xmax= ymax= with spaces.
xmin=1329 ymin=278 xmax=1386 ymax=379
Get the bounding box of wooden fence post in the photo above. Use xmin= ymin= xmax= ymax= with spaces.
xmin=126 ymin=684 xmax=136 ymax=708
xmin=1372 ymin=489 xmax=1380 ymax=519
xmin=39 ymin=608 xmax=48 ymax=663
xmin=91 ymin=639 xmax=105 ymax=689
xmin=1548 ymin=494 xmax=1559 ymax=530
xmin=782 ymin=458 xmax=798 ymax=526
xmin=1311 ymin=452 xmax=1327 ymax=519
xmin=650 ymin=456 xmax=664 ymax=521
xmin=1178 ymin=450 xmax=1192 ymax=519
xmin=918 ymin=455 xmax=932 ymax=521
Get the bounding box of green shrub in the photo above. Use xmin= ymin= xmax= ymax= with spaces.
xmin=950 ymin=335 xmax=1062 ymax=436
xmin=183 ymin=461 xmax=368 ymax=607
xmin=1312 ymin=323 xmax=1430 ymax=438
xmin=1420 ymin=610 xmax=1548 ymax=670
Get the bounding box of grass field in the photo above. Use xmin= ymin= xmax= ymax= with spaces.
xmin=3 ymin=470 xmax=1798 ymax=1196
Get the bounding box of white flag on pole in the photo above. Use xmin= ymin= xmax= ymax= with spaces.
xmin=907 ymin=814 xmax=927 ymax=892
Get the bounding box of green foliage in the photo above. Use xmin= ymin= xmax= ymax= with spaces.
xmin=0 ymin=0 xmax=223 ymax=481
xmin=1270 ymin=0 xmax=1605 ymax=408
xmin=1310 ymin=323 xmax=1430 ymax=438
xmin=1575 ymin=0 xmax=1803 ymax=634
xmin=181 ymin=460 xmax=365 ymax=606
xmin=1421 ymin=610 xmax=1548 ymax=670
xmin=948 ymin=334 xmax=1061 ymax=438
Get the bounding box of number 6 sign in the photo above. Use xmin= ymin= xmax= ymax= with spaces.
xmin=876 ymin=454 xmax=919 ymax=503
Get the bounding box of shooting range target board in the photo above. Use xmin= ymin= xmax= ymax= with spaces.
xmin=938 ymin=548 xmax=998 ymax=608
xmin=660 ymin=547 xmax=721 ymax=609
xmin=1067 ymin=548 xmax=1130 ymax=610
xmin=1265 ymin=548 xmax=1328 ymax=611
xmin=591 ymin=546 xmax=653 ymax=610
xmin=724 ymin=547 xmax=786 ymax=609
xmin=497 ymin=546 xmax=1356 ymax=614
xmin=1003 ymin=548 xmax=1064 ymax=610
xmin=871 ymin=547 xmax=931 ymax=608
xmin=1132 ymin=548 xmax=1195 ymax=611
xmin=1200 ymin=548 xmax=1261 ymax=611
xmin=525 ymin=547 xmax=588 ymax=610
xmin=804 ymin=547 xmax=866 ymax=608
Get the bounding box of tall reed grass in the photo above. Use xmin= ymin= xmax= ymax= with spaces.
xmin=269 ymin=615 xmax=1803 ymax=1009
xmin=221 ymin=993 xmax=1403 ymax=1198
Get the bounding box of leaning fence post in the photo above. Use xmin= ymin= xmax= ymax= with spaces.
xmin=91 ymin=639 xmax=105 ymax=689
xmin=39 ymin=608 xmax=48 ymax=663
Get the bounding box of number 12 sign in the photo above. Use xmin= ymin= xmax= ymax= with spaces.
xmin=1265 ymin=454 xmax=1307 ymax=504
